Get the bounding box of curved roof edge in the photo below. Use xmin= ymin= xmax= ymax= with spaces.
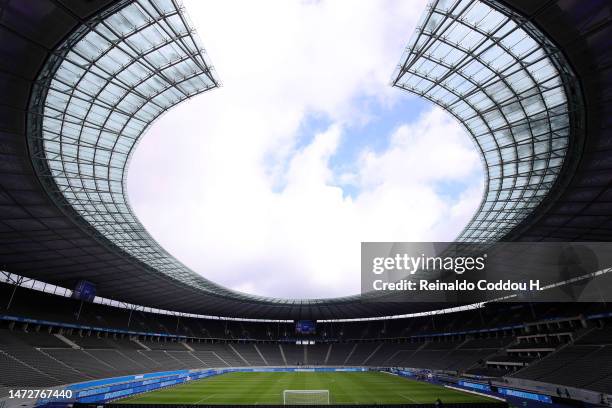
xmin=26 ymin=0 xmax=586 ymax=312
xmin=25 ymin=0 xmax=365 ymax=310
xmin=391 ymin=0 xmax=584 ymax=244
xmin=0 ymin=0 xmax=601 ymax=319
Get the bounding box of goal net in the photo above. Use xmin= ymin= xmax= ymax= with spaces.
xmin=283 ymin=390 xmax=330 ymax=405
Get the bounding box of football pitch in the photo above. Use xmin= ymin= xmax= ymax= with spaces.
xmin=115 ymin=371 xmax=495 ymax=405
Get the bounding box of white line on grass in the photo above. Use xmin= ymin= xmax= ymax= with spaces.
xmin=193 ymin=394 xmax=215 ymax=405
xmin=444 ymin=385 xmax=506 ymax=402
xmin=399 ymin=393 xmax=418 ymax=403
xmin=122 ymin=393 xmax=152 ymax=402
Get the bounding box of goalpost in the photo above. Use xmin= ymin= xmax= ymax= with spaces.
xmin=283 ymin=390 xmax=330 ymax=405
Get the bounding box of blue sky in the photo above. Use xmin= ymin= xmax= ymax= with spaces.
xmin=271 ymin=94 xmax=431 ymax=198
xmin=127 ymin=0 xmax=484 ymax=299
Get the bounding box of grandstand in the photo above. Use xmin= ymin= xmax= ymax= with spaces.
xmin=1 ymin=0 xmax=612 ymax=406
xmin=1 ymin=282 xmax=612 ymax=401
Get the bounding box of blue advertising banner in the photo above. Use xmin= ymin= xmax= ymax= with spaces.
xmin=497 ymin=387 xmax=552 ymax=403
xmin=458 ymin=381 xmax=492 ymax=392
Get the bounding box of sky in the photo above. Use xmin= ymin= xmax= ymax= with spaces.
xmin=127 ymin=0 xmax=484 ymax=299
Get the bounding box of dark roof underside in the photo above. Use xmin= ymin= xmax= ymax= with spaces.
xmin=0 ymin=0 xmax=610 ymax=319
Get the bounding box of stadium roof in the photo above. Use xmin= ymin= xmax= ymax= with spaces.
xmin=391 ymin=0 xmax=582 ymax=243
xmin=0 ymin=0 xmax=609 ymax=319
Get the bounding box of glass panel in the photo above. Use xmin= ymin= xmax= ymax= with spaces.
xmin=31 ymin=0 xmax=222 ymax=295
xmin=392 ymin=0 xmax=578 ymax=242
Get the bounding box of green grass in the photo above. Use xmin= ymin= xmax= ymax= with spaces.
xmin=115 ymin=371 xmax=494 ymax=405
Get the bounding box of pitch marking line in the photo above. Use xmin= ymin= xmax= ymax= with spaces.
xmin=121 ymin=393 xmax=151 ymax=402
xmin=194 ymin=394 xmax=215 ymax=404
xmin=399 ymin=392 xmax=418 ymax=403
xmin=444 ymin=385 xmax=506 ymax=402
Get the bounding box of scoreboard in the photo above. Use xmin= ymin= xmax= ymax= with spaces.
xmin=295 ymin=320 xmax=316 ymax=334
xmin=72 ymin=280 xmax=97 ymax=302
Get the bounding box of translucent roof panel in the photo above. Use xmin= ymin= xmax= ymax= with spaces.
xmin=27 ymin=0 xmax=249 ymax=298
xmin=26 ymin=0 xmax=583 ymax=312
xmin=391 ymin=0 xmax=581 ymax=242
xmin=28 ymin=0 xmax=342 ymax=306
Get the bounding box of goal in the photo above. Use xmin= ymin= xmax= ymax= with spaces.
xmin=283 ymin=390 xmax=330 ymax=405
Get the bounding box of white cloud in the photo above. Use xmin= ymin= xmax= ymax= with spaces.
xmin=127 ymin=0 xmax=484 ymax=299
